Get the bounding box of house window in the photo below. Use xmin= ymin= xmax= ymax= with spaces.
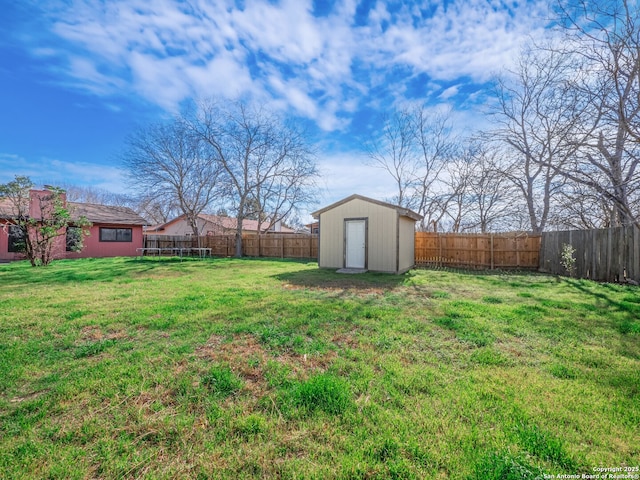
xmin=99 ymin=227 xmax=132 ymax=242
xmin=66 ymin=226 xmax=83 ymax=251
xmin=7 ymin=225 xmax=25 ymax=253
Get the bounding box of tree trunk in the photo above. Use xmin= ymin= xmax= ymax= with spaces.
xmin=235 ymin=218 xmax=243 ymax=257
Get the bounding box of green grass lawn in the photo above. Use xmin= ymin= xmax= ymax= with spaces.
xmin=1 ymin=257 xmax=638 ymax=479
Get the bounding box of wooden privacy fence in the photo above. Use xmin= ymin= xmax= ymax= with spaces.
xmin=414 ymin=232 xmax=541 ymax=269
xmin=145 ymin=232 xmax=539 ymax=268
xmin=540 ymin=226 xmax=640 ymax=283
xmin=146 ymin=227 xmax=640 ymax=281
xmin=144 ymin=234 xmax=318 ymax=259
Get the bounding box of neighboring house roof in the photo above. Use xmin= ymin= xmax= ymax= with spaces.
xmin=149 ymin=213 xmax=295 ymax=234
xmin=69 ymin=202 xmax=148 ymax=225
xmin=199 ymin=213 xmax=295 ymax=233
xmin=311 ymin=194 xmax=423 ymax=221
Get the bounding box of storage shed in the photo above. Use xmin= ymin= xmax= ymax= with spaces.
xmin=311 ymin=194 xmax=422 ymax=274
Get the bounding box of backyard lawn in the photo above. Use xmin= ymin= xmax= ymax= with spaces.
xmin=0 ymin=257 xmax=638 ymax=479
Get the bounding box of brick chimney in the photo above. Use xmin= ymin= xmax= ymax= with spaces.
xmin=29 ymin=187 xmax=67 ymax=218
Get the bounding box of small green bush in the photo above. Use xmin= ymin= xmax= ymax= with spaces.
xmin=560 ymin=243 xmax=576 ymax=277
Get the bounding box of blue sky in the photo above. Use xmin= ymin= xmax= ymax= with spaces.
xmin=0 ymin=0 xmax=551 ymax=216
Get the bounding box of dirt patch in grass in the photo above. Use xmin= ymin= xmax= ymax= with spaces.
xmin=79 ymin=325 xmax=128 ymax=342
xmin=197 ymin=334 xmax=265 ymax=364
xmin=277 ymin=351 xmax=338 ymax=377
xmin=331 ymin=332 xmax=360 ymax=349
xmin=9 ymin=390 xmax=48 ymax=404
xmin=196 ymin=334 xmax=338 ymax=395
xmin=282 ymin=283 xmax=386 ymax=297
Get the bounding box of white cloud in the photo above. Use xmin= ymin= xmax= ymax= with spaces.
xmin=0 ymin=154 xmax=128 ymax=194
xmin=316 ymin=151 xmax=397 ymax=205
xmin=439 ymin=84 xmax=460 ymax=100
xmin=24 ymin=0 xmax=552 ymax=133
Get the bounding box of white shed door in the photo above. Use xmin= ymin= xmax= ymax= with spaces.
xmin=345 ymin=220 xmax=366 ymax=268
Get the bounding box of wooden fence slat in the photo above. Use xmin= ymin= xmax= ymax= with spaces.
xmin=144 ymin=227 xmax=638 ymax=281
xmin=145 ymin=234 xmax=319 ymax=260
xmin=540 ymin=227 xmax=640 ymax=282
xmin=413 ymin=232 xmax=541 ymax=270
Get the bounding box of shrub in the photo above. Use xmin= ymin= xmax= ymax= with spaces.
xmin=560 ymin=243 xmax=576 ymax=277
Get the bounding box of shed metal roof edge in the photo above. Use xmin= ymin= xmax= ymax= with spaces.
xmin=311 ymin=194 xmax=423 ymax=221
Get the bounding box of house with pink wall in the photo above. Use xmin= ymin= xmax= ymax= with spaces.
xmin=0 ymin=189 xmax=148 ymax=262
xmin=146 ymin=213 xmax=295 ymax=236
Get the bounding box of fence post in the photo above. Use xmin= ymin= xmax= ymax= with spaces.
xmin=606 ymin=228 xmax=612 ymax=282
xmin=490 ymin=234 xmax=494 ymax=270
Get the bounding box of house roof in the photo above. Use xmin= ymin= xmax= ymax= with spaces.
xmin=0 ymin=198 xmax=16 ymax=218
xmin=69 ymin=202 xmax=148 ymax=225
xmin=199 ymin=214 xmax=295 ymax=233
xmin=311 ymin=194 xmax=423 ymax=221
xmin=151 ymin=213 xmax=295 ymax=233
xmin=0 ymin=195 xmax=147 ymax=225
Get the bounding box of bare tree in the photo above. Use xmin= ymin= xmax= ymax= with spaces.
xmin=554 ymin=181 xmax=617 ymax=229
xmin=122 ymin=117 xmax=221 ymax=239
xmin=443 ymin=158 xmax=471 ymax=232
xmin=411 ymin=107 xmax=457 ymax=230
xmin=364 ymin=109 xmax=416 ymax=207
xmin=365 ymin=106 xmax=456 ymax=231
xmin=133 ymin=194 xmax=180 ymax=226
xmin=551 ymin=0 xmax=640 ymax=226
xmin=490 ymin=47 xmax=581 ymax=233
xmin=462 ymin=143 xmax=516 ymax=232
xmin=189 ymin=100 xmax=318 ymax=256
xmin=251 ymin=144 xmax=318 ymax=235
xmin=59 ymin=184 xmax=133 ymax=207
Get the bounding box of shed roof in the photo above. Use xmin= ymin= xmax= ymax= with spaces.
xmin=311 ymin=194 xmax=423 ymax=221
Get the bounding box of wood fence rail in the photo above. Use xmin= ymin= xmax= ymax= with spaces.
xmin=540 ymin=226 xmax=640 ymax=283
xmin=144 ymin=234 xmax=318 ymax=259
xmin=414 ymin=232 xmax=541 ymax=269
xmin=145 ymin=228 xmax=639 ymax=282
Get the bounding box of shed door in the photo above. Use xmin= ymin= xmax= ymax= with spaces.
xmin=345 ymin=220 xmax=366 ymax=269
